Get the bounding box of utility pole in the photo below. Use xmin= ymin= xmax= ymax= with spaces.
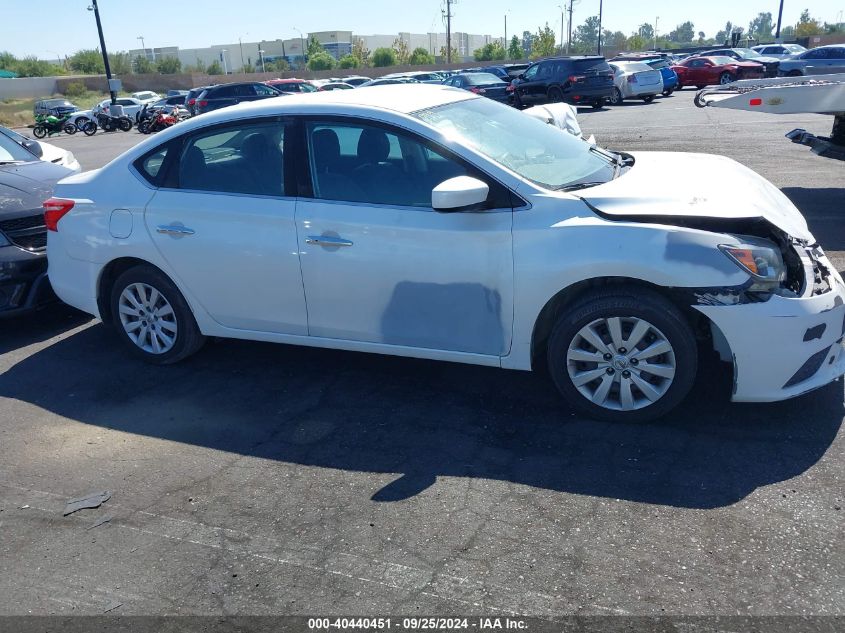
xmin=444 ymin=0 xmax=454 ymax=64
xmin=566 ymin=0 xmax=575 ymax=55
xmin=239 ymin=38 xmax=245 ymax=70
xmin=88 ymin=0 xmax=116 ymax=105
xmin=654 ymin=16 xmax=659 ymax=49
xmin=597 ymin=0 xmax=603 ymax=54
xmin=775 ymin=0 xmax=785 ymax=41
xmin=504 ymin=13 xmax=507 ymax=55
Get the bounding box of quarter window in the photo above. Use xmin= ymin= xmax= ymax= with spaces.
xmin=177 ymin=121 xmax=286 ymax=196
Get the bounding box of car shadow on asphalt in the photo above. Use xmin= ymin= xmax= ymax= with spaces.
xmin=783 ymin=187 xmax=845 ymax=252
xmin=0 ymin=304 xmax=91 ymax=355
xmin=1 ymin=323 xmax=841 ymax=509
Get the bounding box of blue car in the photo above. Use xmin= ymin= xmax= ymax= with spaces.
xmin=611 ymin=55 xmax=678 ymax=95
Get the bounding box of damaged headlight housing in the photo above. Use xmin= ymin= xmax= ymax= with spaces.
xmin=719 ymin=235 xmax=786 ymax=291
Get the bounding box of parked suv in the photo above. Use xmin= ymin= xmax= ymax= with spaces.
xmin=33 ymin=99 xmax=79 ymax=118
xmin=186 ymin=85 xmax=217 ymax=116
xmin=194 ymin=82 xmax=283 ymax=115
xmin=778 ymin=45 xmax=845 ymax=76
xmin=508 ymin=57 xmax=614 ymax=109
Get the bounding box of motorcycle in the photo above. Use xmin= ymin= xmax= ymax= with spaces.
xmin=138 ymin=109 xmax=178 ymax=134
xmin=32 ymin=113 xmax=76 ymax=138
xmin=95 ymin=111 xmax=133 ymax=133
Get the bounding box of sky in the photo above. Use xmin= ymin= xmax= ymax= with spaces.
xmin=2 ymin=1 xmax=844 ymax=58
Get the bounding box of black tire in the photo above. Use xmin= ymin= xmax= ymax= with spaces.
xmin=118 ymin=117 xmax=132 ymax=132
xmin=675 ymin=81 xmax=684 ymax=90
xmin=547 ymin=86 xmax=563 ymax=103
xmin=63 ymin=123 xmax=77 ymax=135
xmin=591 ymin=98 xmax=605 ymax=109
xmin=83 ymin=121 xmax=97 ymax=136
xmin=74 ymin=116 xmax=89 ymax=131
xmin=641 ymin=95 xmax=655 ymax=103
xmin=138 ymin=120 xmax=151 ymax=134
xmin=696 ymin=85 xmax=707 ymax=90
xmin=608 ymin=87 xmax=623 ymax=105
xmin=110 ymin=265 xmax=206 ymax=365
xmin=662 ymin=88 xmax=673 ymax=96
xmin=32 ymin=125 xmax=47 ymax=139
xmin=787 ymin=70 xmax=802 ymax=77
xmin=719 ymin=72 xmax=733 ymax=85
xmin=546 ymin=287 xmax=698 ymax=423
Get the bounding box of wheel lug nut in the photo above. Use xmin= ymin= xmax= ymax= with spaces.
xmin=606 ymin=367 xmax=615 ymax=375
xmin=622 ymin=370 xmax=631 ymax=378
xmin=619 ymin=347 xmax=627 ymax=354
xmin=630 ymin=358 xmax=639 ymax=365
xmin=603 ymin=353 xmax=612 ymax=361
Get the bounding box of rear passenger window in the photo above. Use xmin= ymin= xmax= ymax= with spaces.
xmin=135 ymin=146 xmax=169 ymax=185
xmin=177 ymin=121 xmax=286 ymax=197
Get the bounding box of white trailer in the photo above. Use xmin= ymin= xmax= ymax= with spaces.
xmin=694 ymin=74 xmax=845 ymax=160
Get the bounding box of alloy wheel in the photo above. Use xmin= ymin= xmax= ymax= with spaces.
xmin=118 ymin=282 xmax=178 ymax=354
xmin=566 ymin=316 xmax=676 ymax=411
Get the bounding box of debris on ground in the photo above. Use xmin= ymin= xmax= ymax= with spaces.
xmin=63 ymin=491 xmax=111 ymax=516
xmin=103 ymin=601 xmax=122 ymax=613
xmin=85 ymin=515 xmax=112 ymax=530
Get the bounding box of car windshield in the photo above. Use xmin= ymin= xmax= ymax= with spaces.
xmin=647 ymin=59 xmax=670 ymax=69
xmin=736 ymin=48 xmax=761 ymax=58
xmin=707 ymin=56 xmax=738 ymax=65
xmin=0 ymin=132 xmax=38 ymax=162
xmin=414 ymin=97 xmax=616 ymax=190
xmin=785 ymin=44 xmax=806 ymax=53
xmin=464 ymin=73 xmax=504 ymax=85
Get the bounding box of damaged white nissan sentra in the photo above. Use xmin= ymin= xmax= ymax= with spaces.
xmin=46 ymin=85 xmax=845 ymax=422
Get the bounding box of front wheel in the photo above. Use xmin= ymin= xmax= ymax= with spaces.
xmin=138 ymin=120 xmax=151 ymax=134
xmin=608 ymin=87 xmax=623 ymax=105
xmin=32 ymin=125 xmax=47 ymax=139
xmin=547 ymin=288 xmax=697 ymax=423
xmin=662 ymin=88 xmax=674 ymax=96
xmin=82 ymin=121 xmax=97 ymax=136
xmin=63 ymin=123 xmax=77 ymax=134
xmin=591 ymin=98 xmax=605 ymax=109
xmin=110 ymin=265 xmax=206 ymax=365
xmin=641 ymin=95 xmax=655 ymax=103
xmin=719 ymin=72 xmax=734 ymax=85
xmin=118 ymin=117 xmax=132 ymax=132
xmin=74 ymin=116 xmax=89 ymax=131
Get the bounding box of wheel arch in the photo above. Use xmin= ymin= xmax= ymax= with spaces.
xmin=97 ymin=257 xmax=173 ymax=324
xmin=529 ymin=276 xmax=725 ymax=373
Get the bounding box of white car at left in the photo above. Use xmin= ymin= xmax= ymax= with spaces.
xmin=0 ymin=125 xmax=80 ymax=172
xmin=45 ymin=85 xmax=845 ymax=422
xmin=72 ymin=98 xmax=147 ymax=129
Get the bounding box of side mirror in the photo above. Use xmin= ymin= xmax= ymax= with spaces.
xmin=22 ymin=138 xmax=43 ymax=157
xmin=517 ymin=73 xmax=524 ymax=79
xmin=432 ymin=176 xmax=489 ymax=212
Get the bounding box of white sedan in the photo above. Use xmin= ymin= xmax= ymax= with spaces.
xmin=45 ymin=85 xmax=845 ymax=422
xmin=608 ymin=61 xmax=664 ymax=104
xmin=0 ymin=126 xmax=80 ymax=172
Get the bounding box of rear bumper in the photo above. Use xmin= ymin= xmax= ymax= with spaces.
xmin=695 ymin=276 xmax=845 ymax=402
xmin=562 ymin=85 xmax=614 ymax=103
xmin=0 ymin=247 xmax=56 ymax=318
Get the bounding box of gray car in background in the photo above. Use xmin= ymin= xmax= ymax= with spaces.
xmin=778 ymin=45 xmax=845 ymax=75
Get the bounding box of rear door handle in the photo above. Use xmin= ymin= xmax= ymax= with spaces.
xmin=305 ymin=235 xmax=353 ymax=247
xmin=156 ymin=225 xmax=195 ymax=236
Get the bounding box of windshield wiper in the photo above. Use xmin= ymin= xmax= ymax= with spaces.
xmin=557 ymin=181 xmax=608 ymax=192
xmin=0 ymin=160 xmax=25 ymax=165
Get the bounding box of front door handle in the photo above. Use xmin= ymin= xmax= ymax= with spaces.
xmin=305 ymin=235 xmax=353 ymax=247
xmin=156 ymin=225 xmax=195 ymax=236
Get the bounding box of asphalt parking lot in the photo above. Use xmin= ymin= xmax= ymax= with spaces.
xmin=1 ymin=90 xmax=843 ymax=619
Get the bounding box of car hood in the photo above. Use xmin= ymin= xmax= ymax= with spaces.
xmin=578 ymin=152 xmax=812 ymax=240
xmin=0 ymin=161 xmax=70 ymax=217
xmin=747 ymin=56 xmax=780 ymax=64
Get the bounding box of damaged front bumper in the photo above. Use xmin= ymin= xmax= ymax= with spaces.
xmin=694 ymin=261 xmax=845 ymax=402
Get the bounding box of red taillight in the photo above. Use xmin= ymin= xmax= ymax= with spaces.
xmin=198 ymin=100 xmax=207 ymax=107
xmin=469 ymin=87 xmax=486 ymax=94
xmin=506 ymin=84 xmax=515 ymax=92
xmin=567 ymin=74 xmax=585 ymax=83
xmin=43 ymin=198 xmax=75 ymax=232
xmin=187 ymin=98 xmax=196 ymax=105
xmin=749 ymin=97 xmax=763 ymax=106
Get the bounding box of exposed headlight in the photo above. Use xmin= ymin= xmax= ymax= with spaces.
xmin=64 ymin=151 xmax=77 ymax=166
xmin=719 ymin=235 xmax=785 ymax=290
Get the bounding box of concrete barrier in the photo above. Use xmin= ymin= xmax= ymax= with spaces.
xmin=0 ymin=77 xmax=59 ymax=99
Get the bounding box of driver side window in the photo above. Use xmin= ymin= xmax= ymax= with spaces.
xmin=523 ymin=65 xmax=539 ymax=80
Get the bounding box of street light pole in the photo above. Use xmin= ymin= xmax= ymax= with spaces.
xmin=557 ymin=5 xmax=564 ymax=54
xmin=775 ymin=0 xmax=785 ymax=41
xmin=654 ymin=16 xmax=659 ymax=49
xmin=221 ymin=49 xmax=228 ymax=74
xmin=137 ymin=35 xmax=146 ymax=60
xmin=259 ymin=49 xmax=266 ymax=73
xmin=88 ymin=0 xmax=116 ymax=105
xmin=294 ymin=28 xmax=305 ymax=70
xmin=566 ymin=0 xmax=575 ymax=55
xmin=597 ymin=0 xmax=603 ymax=55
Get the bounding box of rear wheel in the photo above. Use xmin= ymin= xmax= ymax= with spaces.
xmin=696 ymin=84 xmax=707 ymax=89
xmin=662 ymin=88 xmax=674 ymax=96
xmin=138 ymin=120 xmax=151 ymax=134
xmin=63 ymin=123 xmax=77 ymax=134
xmin=591 ymin=98 xmax=605 ymax=109
xmin=32 ymin=125 xmax=47 ymax=139
xmin=110 ymin=265 xmax=205 ymax=365
xmin=641 ymin=95 xmax=655 ymax=103
xmin=547 ymin=87 xmax=563 ymax=103
xmin=787 ymin=69 xmax=802 ymax=77
xmin=547 ymin=288 xmax=697 ymax=423
xmin=719 ymin=72 xmax=733 ymax=85
xmin=118 ymin=117 xmax=132 ymax=132
xmin=74 ymin=116 xmax=89 ymax=131
xmin=83 ymin=121 xmax=97 ymax=136
xmin=608 ymin=87 xmax=623 ymax=105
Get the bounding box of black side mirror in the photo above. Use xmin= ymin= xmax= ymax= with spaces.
xmin=22 ymin=138 xmax=43 ymax=158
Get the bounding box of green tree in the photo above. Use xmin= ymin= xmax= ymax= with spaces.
xmin=603 ymin=30 xmax=627 ymax=50
xmin=156 ymin=56 xmax=182 ymax=74
xmin=371 ymin=47 xmax=397 ymax=67
xmin=68 ymin=49 xmax=105 ymax=74
xmin=306 ymin=36 xmax=323 ymax=60
xmin=637 ymin=23 xmax=654 ymax=40
xmin=626 ymin=34 xmax=647 ymax=51
xmin=507 ymin=35 xmax=523 ymax=60
xmin=185 ymin=59 xmax=207 ymax=73
xmin=392 ymin=38 xmax=410 ymax=65
xmin=697 ymin=31 xmax=706 ymax=44
xmin=715 ymin=21 xmax=734 ymax=45
xmin=338 ymin=54 xmax=360 ymax=69
xmin=668 ymin=21 xmax=695 ymax=44
xmin=473 ymin=41 xmax=506 ymax=61
xmin=531 ymin=23 xmax=557 ymax=58
xmin=352 ymin=37 xmax=370 ymax=67
xmin=439 ymin=45 xmax=460 ymax=60
xmin=134 ymin=55 xmax=154 ymax=73
xmin=241 ymin=63 xmax=256 ymax=73
xmin=264 ymin=58 xmax=290 ymax=73
xmin=0 ymin=51 xmax=16 ymax=71
xmin=748 ymin=12 xmax=774 ymax=41
xmin=307 ymin=51 xmax=335 ymax=71
xmin=572 ymin=16 xmax=600 ymax=54
xmin=9 ymin=56 xmax=63 ymax=77
xmin=108 ymin=52 xmax=132 ymax=75
xmin=795 ymin=9 xmax=823 ymax=36
xmin=207 ymin=60 xmax=224 ymax=75
xmin=780 ymin=25 xmax=795 ymax=38
xmin=408 ymin=47 xmax=434 ymax=65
